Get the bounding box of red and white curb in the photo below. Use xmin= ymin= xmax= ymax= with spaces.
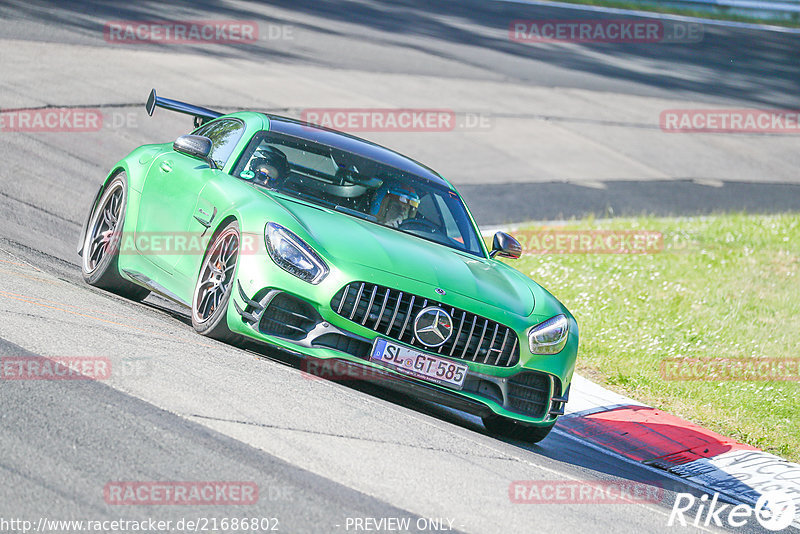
xmin=561 ymin=374 xmax=800 ymax=528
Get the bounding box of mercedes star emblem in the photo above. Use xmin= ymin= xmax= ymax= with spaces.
xmin=414 ymin=307 xmax=454 ymax=347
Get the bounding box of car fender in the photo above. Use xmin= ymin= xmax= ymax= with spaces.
xmin=77 ymin=144 xmax=168 ymax=256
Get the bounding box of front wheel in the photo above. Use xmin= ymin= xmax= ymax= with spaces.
xmin=482 ymin=415 xmax=555 ymax=443
xmin=191 ymin=220 xmax=240 ymax=342
xmin=81 ymin=172 xmax=150 ymax=301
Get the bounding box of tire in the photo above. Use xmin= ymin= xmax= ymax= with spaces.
xmin=482 ymin=415 xmax=555 ymax=443
xmin=191 ymin=220 xmax=241 ymax=342
xmin=81 ymin=172 xmax=150 ymax=301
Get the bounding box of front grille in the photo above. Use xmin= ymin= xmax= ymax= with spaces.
xmin=507 ymin=372 xmax=550 ymax=417
xmin=259 ymin=293 xmax=320 ymax=340
xmin=331 ymin=282 xmax=519 ymax=367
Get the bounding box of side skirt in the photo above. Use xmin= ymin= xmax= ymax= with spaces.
xmin=121 ymin=269 xmax=190 ymax=307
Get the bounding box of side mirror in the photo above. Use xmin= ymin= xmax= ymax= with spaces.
xmin=173 ymin=135 xmax=216 ymax=169
xmin=490 ymin=231 xmax=522 ymax=259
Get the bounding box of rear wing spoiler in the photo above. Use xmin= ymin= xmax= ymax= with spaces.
xmin=145 ymin=89 xmax=223 ymax=128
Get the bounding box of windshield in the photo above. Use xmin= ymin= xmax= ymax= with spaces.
xmin=233 ymin=131 xmax=485 ymax=257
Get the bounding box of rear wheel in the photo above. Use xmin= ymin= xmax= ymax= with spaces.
xmin=191 ymin=220 xmax=240 ymax=342
xmin=81 ymin=172 xmax=150 ymax=301
xmin=482 ymin=415 xmax=555 ymax=443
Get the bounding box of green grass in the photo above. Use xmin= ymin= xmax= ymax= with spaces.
xmin=543 ymin=0 xmax=800 ymax=28
xmin=510 ymin=213 xmax=800 ymax=461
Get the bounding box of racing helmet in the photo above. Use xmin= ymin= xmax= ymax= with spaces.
xmin=249 ymin=147 xmax=290 ymax=187
xmin=369 ymin=181 xmax=420 ymax=228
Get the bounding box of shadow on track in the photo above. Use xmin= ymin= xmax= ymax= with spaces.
xmin=5 ymin=0 xmax=800 ymax=107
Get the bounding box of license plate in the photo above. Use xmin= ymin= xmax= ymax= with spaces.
xmin=370 ymin=338 xmax=468 ymax=390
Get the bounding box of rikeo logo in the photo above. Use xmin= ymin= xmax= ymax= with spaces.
xmin=669 ymin=492 xmax=796 ymax=531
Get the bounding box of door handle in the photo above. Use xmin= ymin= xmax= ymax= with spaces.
xmin=160 ymin=160 xmax=173 ymax=173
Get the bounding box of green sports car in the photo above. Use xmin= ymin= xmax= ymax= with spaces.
xmin=79 ymin=89 xmax=578 ymax=442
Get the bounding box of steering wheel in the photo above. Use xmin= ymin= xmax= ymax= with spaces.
xmin=398 ymin=217 xmax=441 ymax=234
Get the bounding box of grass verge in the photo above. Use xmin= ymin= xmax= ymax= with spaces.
xmin=509 ymin=213 xmax=800 ymax=461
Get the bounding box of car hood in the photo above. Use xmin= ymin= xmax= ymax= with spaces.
xmin=268 ymin=193 xmax=536 ymax=317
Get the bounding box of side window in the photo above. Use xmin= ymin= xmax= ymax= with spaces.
xmin=193 ymin=119 xmax=245 ymax=170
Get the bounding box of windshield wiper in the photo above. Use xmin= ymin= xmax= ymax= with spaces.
xmin=335 ymin=205 xmax=376 ymax=221
xmin=273 ymin=189 xmax=376 ymax=222
xmin=283 ymin=189 xmax=336 ymax=208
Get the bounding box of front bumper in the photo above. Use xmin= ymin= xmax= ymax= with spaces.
xmin=228 ymin=260 xmax=576 ymax=426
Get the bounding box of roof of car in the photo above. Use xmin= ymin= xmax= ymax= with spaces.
xmin=262 ymin=114 xmax=451 ymax=189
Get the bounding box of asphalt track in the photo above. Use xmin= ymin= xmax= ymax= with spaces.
xmin=0 ymin=1 xmax=797 ymax=533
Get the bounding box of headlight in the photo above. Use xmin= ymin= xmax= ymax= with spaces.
xmin=265 ymin=222 xmax=329 ymax=284
xmin=528 ymin=314 xmax=569 ymax=354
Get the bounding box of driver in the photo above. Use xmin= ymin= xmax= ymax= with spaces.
xmin=369 ymin=181 xmax=420 ymax=228
xmin=249 ymin=147 xmax=290 ymax=188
